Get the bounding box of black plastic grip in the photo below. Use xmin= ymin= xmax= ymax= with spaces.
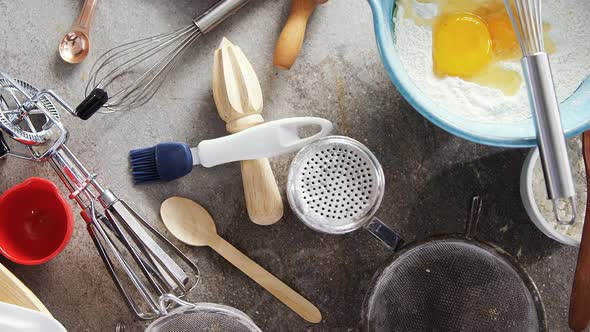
xmin=76 ymin=88 xmax=108 ymax=120
xmin=0 ymin=132 xmax=9 ymax=158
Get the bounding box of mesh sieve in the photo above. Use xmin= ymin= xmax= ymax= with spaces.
xmin=146 ymin=303 xmax=261 ymax=332
xmin=287 ymin=136 xmax=385 ymax=234
xmin=362 ymin=197 xmax=546 ymax=332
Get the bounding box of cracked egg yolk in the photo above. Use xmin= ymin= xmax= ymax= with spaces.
xmin=433 ymin=12 xmax=492 ymax=78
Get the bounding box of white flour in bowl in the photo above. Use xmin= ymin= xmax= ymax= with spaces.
xmin=532 ymin=137 xmax=586 ymax=242
xmin=393 ymin=0 xmax=590 ymax=124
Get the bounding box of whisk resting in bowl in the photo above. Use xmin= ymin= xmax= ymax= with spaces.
xmin=75 ymin=0 xmax=250 ymax=120
xmin=504 ymin=0 xmax=576 ymax=225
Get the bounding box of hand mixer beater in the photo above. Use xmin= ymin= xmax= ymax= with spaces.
xmin=76 ymin=0 xmax=250 ymax=120
xmin=0 ymin=71 xmax=199 ymax=320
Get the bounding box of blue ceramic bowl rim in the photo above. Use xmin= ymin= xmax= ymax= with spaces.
xmin=368 ymin=0 xmax=590 ymax=148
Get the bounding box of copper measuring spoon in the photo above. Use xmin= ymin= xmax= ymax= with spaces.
xmin=58 ymin=0 xmax=98 ymax=63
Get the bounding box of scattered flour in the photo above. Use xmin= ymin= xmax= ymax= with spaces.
xmin=532 ymin=138 xmax=586 ymax=242
xmin=393 ymin=0 xmax=590 ymax=124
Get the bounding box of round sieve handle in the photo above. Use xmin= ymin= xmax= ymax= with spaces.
xmin=364 ymin=217 xmax=403 ymax=250
xmin=465 ymin=196 xmax=483 ymax=238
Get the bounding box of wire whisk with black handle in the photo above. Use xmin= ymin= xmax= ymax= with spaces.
xmin=75 ymin=0 xmax=250 ymax=120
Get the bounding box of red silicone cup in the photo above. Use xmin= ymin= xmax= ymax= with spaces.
xmin=0 ymin=177 xmax=73 ymax=265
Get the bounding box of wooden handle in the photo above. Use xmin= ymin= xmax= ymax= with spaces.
xmin=241 ymin=159 xmax=284 ymax=225
xmin=210 ymin=236 xmax=322 ymax=323
xmin=0 ymin=263 xmax=50 ymax=314
xmin=569 ymin=132 xmax=590 ymax=331
xmin=273 ymin=0 xmax=323 ymax=70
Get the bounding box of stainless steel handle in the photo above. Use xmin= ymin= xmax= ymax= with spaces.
xmin=106 ymin=200 xmax=189 ymax=291
xmin=193 ymin=0 xmax=251 ymax=34
xmin=522 ymin=53 xmax=576 ymax=224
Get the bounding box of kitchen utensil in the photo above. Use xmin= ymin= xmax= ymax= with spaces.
xmin=504 ymin=0 xmax=576 ymax=225
xmin=145 ymin=297 xmax=261 ymax=332
xmin=160 ymin=197 xmax=322 ymax=323
xmin=213 ymin=37 xmax=283 ymax=226
xmin=273 ymin=0 xmax=327 ymax=70
xmin=0 ymin=262 xmax=50 ymax=314
xmin=569 ymin=131 xmax=590 ymax=331
xmin=362 ymin=196 xmax=547 ymax=331
xmin=368 ymin=0 xmax=590 ymax=147
xmin=286 ymin=136 xmax=402 ymax=250
xmin=520 ymin=140 xmax=584 ymax=246
xmin=0 ymin=177 xmax=73 ymax=265
xmin=0 ymin=302 xmax=65 ymax=332
xmin=116 ymin=322 xmax=126 ymax=332
xmin=58 ymin=0 xmax=98 ymax=63
xmin=0 ymin=71 xmax=199 ymax=319
xmin=129 ymin=117 xmax=333 ymax=184
xmin=76 ymin=0 xmax=251 ymax=119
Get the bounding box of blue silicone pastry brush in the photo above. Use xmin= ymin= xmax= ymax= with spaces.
xmin=129 ymin=117 xmax=332 ymax=184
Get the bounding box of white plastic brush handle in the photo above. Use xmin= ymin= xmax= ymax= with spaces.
xmin=193 ymin=117 xmax=333 ymax=167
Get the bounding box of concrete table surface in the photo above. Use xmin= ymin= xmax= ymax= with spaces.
xmin=0 ymin=0 xmax=578 ymax=331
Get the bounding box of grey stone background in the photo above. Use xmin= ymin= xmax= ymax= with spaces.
xmin=0 ymin=0 xmax=579 ymax=331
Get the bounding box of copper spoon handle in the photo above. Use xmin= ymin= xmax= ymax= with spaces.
xmin=73 ymin=0 xmax=98 ymax=33
xmin=569 ymin=131 xmax=590 ymax=331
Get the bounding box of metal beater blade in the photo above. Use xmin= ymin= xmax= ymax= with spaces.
xmin=0 ymin=71 xmax=200 ymax=319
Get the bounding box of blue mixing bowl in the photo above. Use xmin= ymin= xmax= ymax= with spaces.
xmin=368 ymin=0 xmax=590 ymax=147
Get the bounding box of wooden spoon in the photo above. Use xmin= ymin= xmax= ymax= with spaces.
xmin=0 ymin=262 xmax=50 ymax=314
xmin=160 ymin=197 xmax=322 ymax=323
xmin=273 ymin=0 xmax=327 ymax=70
xmin=569 ymin=131 xmax=590 ymax=331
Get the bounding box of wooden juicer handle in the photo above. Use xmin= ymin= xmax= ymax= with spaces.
xmin=274 ymin=0 xmax=327 ymax=70
xmin=213 ymin=38 xmax=284 ymax=225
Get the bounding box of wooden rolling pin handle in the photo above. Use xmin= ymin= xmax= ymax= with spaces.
xmin=240 ymin=158 xmax=284 ymax=225
xmin=273 ymin=0 xmax=324 ymax=70
xmin=569 ymin=132 xmax=590 ymax=331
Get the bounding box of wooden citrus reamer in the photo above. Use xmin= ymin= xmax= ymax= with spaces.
xmin=213 ymin=38 xmax=284 ymax=225
xmin=274 ymin=0 xmax=327 ymax=70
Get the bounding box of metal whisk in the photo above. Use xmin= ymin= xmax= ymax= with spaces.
xmin=0 ymin=70 xmax=199 ymax=320
xmin=76 ymin=0 xmax=250 ymax=119
xmin=504 ymin=0 xmax=576 ymax=224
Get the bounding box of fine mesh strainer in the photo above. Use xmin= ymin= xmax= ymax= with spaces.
xmin=287 ymin=136 xmax=401 ymax=249
xmin=146 ymin=295 xmax=261 ymax=332
xmin=362 ymin=197 xmax=547 ymax=332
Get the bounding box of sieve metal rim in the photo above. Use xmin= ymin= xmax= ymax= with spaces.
xmin=145 ymin=302 xmax=262 ymax=332
xmin=361 ymin=235 xmax=548 ymax=332
xmin=286 ymin=135 xmax=386 ymax=234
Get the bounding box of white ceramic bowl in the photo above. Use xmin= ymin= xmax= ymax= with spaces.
xmin=520 ymin=148 xmax=580 ymax=247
